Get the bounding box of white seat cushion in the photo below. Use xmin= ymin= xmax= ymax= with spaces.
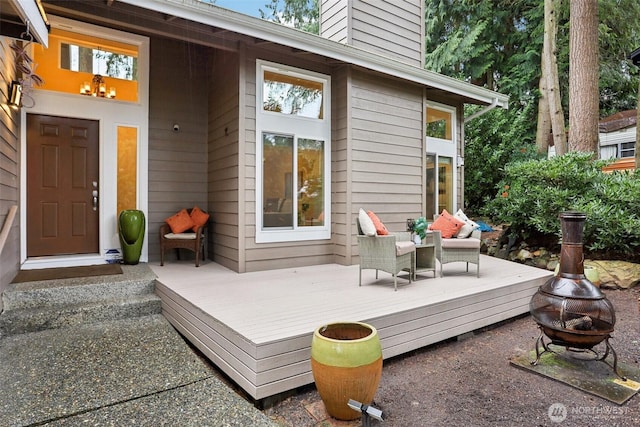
xmin=441 ymin=237 xmax=481 ymax=249
xmin=164 ymin=233 xmax=197 ymax=240
xmin=395 ymin=241 xmax=416 ymax=256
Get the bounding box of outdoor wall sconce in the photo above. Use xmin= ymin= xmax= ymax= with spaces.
xmin=81 ymin=74 xmax=116 ymax=98
xmin=8 ymin=81 xmax=22 ymax=109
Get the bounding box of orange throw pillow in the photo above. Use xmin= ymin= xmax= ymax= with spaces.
xmin=165 ymin=209 xmax=195 ymax=234
xmin=367 ymin=211 xmax=389 ymax=235
xmin=190 ymin=206 xmax=210 ymax=232
xmin=428 ymin=209 xmax=465 ymax=238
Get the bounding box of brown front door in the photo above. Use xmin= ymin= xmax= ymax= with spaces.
xmin=27 ymin=114 xmax=99 ymax=257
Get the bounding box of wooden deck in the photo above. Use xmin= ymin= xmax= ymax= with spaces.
xmin=151 ymin=256 xmax=553 ymax=400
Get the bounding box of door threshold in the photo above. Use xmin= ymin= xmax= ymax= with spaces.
xmin=22 ymin=254 xmax=104 ymax=270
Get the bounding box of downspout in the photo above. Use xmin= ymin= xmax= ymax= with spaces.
xmin=463 ymin=98 xmax=500 ymax=123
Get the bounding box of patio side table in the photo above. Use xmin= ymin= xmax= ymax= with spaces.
xmin=413 ymin=232 xmax=436 ymax=280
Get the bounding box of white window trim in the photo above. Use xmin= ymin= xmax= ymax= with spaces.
xmin=255 ymin=60 xmax=331 ymax=243
xmin=426 ymin=101 xmax=457 ymax=213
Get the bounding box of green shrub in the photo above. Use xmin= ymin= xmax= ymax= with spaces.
xmin=483 ymin=152 xmax=640 ymax=259
xmin=464 ymin=103 xmax=542 ymax=215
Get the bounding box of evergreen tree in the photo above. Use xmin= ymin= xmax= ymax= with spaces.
xmin=425 ymin=0 xmax=640 ymax=210
xmin=259 ymin=0 xmax=318 ymax=34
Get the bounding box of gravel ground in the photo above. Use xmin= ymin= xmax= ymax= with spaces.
xmin=263 ymin=287 xmax=640 ymax=427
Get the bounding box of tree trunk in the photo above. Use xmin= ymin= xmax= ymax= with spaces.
xmin=536 ymin=1 xmax=551 ymax=155
xmin=536 ymin=66 xmax=551 ymax=154
xmin=544 ymin=0 xmax=567 ymax=156
xmin=636 ymin=79 xmax=640 ymax=170
xmin=568 ymin=0 xmax=599 ymax=154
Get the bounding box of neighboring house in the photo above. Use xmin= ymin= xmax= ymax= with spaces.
xmin=0 ymin=0 xmax=508 ymax=307
xmin=599 ymin=109 xmax=637 ymax=171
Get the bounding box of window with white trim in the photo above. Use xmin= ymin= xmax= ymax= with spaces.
xmin=256 ymin=61 xmax=331 ymax=243
xmin=426 ymin=102 xmax=457 ymax=215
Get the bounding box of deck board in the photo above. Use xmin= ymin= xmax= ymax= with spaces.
xmin=151 ymin=255 xmax=553 ymax=400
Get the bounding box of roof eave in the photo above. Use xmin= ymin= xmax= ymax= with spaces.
xmin=7 ymin=0 xmax=49 ymax=46
xmin=122 ymin=0 xmax=508 ymax=108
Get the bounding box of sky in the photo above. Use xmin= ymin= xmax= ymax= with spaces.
xmin=211 ymin=0 xmax=268 ymax=17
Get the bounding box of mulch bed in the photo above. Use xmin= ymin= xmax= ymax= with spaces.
xmin=263 ymin=288 xmax=640 ymax=427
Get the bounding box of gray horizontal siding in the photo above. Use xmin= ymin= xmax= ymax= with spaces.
xmin=331 ymin=66 xmax=350 ymax=265
xmin=320 ymin=0 xmax=424 ymax=66
xmin=320 ymin=0 xmax=349 ymax=43
xmin=349 ymin=69 xmax=424 ymax=238
xmin=350 ymin=0 xmax=423 ymax=67
xmin=209 ymin=49 xmax=241 ymax=271
xmin=148 ymin=38 xmax=209 ymax=262
xmin=0 ymin=36 xmax=21 ymax=308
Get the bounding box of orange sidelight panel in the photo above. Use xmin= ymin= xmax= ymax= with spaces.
xmin=117 ymin=126 xmax=138 ymax=215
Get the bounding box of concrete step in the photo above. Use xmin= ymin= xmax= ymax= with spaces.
xmin=0 ymin=264 xmax=161 ymax=337
xmin=0 ymin=294 xmax=162 ymax=336
xmin=2 ymin=264 xmax=157 ymax=311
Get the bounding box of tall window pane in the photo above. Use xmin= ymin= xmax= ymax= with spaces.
xmin=438 ymin=157 xmax=454 ymax=213
xmin=263 ymin=133 xmax=293 ymax=228
xmin=298 ymin=138 xmax=324 ymax=227
xmin=426 ymin=154 xmax=436 ymax=220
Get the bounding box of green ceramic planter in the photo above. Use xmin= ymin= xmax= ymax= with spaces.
xmin=310 ymin=322 xmax=382 ymax=420
xmin=118 ymin=209 xmax=145 ymax=265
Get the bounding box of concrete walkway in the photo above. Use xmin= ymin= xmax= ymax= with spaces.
xmin=0 ymin=314 xmax=277 ymax=426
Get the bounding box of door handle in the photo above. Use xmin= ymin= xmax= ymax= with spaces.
xmin=92 ymin=190 xmax=98 ymax=211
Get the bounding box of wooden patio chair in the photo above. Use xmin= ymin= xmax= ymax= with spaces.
xmin=159 ymin=208 xmax=208 ymax=267
xmin=432 ymin=228 xmax=481 ymax=277
xmin=356 ymin=218 xmax=415 ymax=291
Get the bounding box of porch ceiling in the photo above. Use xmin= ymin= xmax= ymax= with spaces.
xmin=41 ymin=0 xmax=508 ymax=108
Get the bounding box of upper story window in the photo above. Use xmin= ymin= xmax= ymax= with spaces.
xmin=60 ymin=43 xmax=137 ymax=81
xmin=256 ymin=60 xmax=331 ymax=243
xmin=263 ymin=71 xmax=323 ymax=118
xmin=426 ymin=106 xmax=453 ymax=141
xmin=34 ymin=28 xmax=140 ymax=102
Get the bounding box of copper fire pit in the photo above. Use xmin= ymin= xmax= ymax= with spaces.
xmin=529 ymin=211 xmax=625 ymax=379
